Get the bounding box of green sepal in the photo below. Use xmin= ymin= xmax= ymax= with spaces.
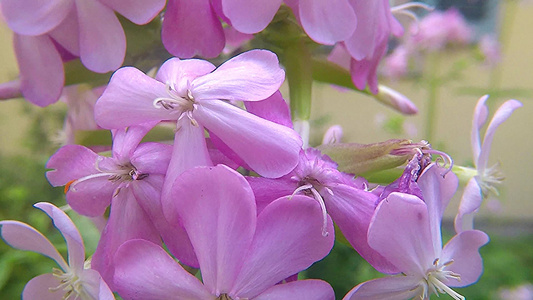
xmin=318 ymin=139 xmax=413 ymax=176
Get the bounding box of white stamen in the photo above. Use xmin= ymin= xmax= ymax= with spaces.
xmin=309 ymin=188 xmax=330 ymax=237
xmin=391 ymin=2 xmax=434 ymax=13
xmin=290 ymin=184 xmax=330 ymax=237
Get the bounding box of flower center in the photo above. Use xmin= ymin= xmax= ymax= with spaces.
xmin=50 ymin=268 xmax=90 ymax=300
xmin=153 ymin=84 xmax=198 ymax=127
xmin=421 ymin=258 xmax=464 ymax=300
xmin=478 ymin=163 xmax=504 ymax=197
xmin=65 ymin=159 xmax=148 ymax=194
xmin=217 ymin=294 xmax=235 ymax=300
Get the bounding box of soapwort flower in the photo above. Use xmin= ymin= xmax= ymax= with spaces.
xmin=46 ymin=123 xmax=200 ymax=287
xmin=454 ymin=96 xmax=522 ymax=232
xmin=345 ymin=165 xmax=489 ymax=300
xmin=95 ymin=50 xmax=302 ymax=201
xmin=0 ymin=202 xmax=114 ymax=300
xmin=114 ymin=165 xmax=335 ymax=300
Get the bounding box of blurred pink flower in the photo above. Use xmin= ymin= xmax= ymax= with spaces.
xmin=0 ymin=202 xmax=115 ymax=300
xmin=1 ymin=0 xmax=165 ymax=106
xmin=410 ymin=8 xmax=472 ymax=51
xmin=455 ymin=96 xmax=522 ymax=233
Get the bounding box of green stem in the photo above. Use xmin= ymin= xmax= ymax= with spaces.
xmin=283 ymin=39 xmax=313 ymax=122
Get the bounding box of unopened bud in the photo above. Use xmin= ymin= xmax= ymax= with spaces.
xmin=375 ymin=85 xmax=418 ymax=115
xmin=318 ymin=139 xmax=415 ymax=176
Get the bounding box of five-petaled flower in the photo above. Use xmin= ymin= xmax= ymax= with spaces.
xmin=0 ymin=202 xmax=114 ymax=300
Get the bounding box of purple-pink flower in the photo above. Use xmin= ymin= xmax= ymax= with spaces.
xmin=344 ymin=165 xmax=489 ymax=300
xmin=114 ymin=165 xmax=335 ymax=300
xmin=0 ymin=202 xmax=114 ymax=300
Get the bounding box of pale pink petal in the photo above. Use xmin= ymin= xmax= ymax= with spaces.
xmin=222 ymin=0 xmax=282 ymax=34
xmin=1 ymin=0 xmax=72 ymax=35
xmin=162 ymin=0 xmax=225 ymax=58
xmin=324 ymin=183 xmax=398 ymax=274
xmin=48 ymin=12 xmax=80 ymax=56
xmin=231 ymin=195 xmax=334 ymax=298
xmin=161 ymin=118 xmax=213 ymax=204
xmin=477 ymin=99 xmax=522 ymax=173
xmin=343 ymin=0 xmax=380 ymax=60
xmin=79 ymin=269 xmax=115 ymax=300
xmin=349 ymin=38 xmax=386 ymax=94
xmin=343 ymin=275 xmax=423 ymax=300
xmin=417 ymin=164 xmax=458 ymax=251
xmin=194 ymin=100 xmax=301 ymax=178
xmin=454 ymin=178 xmax=482 ymax=233
xmin=255 ymin=279 xmax=335 ymax=300
xmin=98 ymin=0 xmax=165 ymax=25
xmin=368 ymin=192 xmax=435 ymax=275
xmin=75 ymin=0 xmax=125 ymax=72
xmin=66 ymin=177 xmax=116 ymax=217
xmin=34 ymin=202 xmax=85 ymax=272
xmin=132 ymin=175 xmax=199 ymax=268
xmin=246 ymin=177 xmax=296 ymax=215
xmin=206 ymin=138 xmax=241 ymax=170
xmin=91 ymin=188 xmax=161 ymax=289
xmin=245 ymin=91 xmax=293 ymax=128
xmin=328 ymin=44 xmax=351 ymax=69
xmin=130 ymin=142 xmax=172 ymax=175
xmin=155 ymin=57 xmax=216 ymax=96
xmin=22 ymin=273 xmax=65 ymax=300
xmin=0 ymin=221 xmax=67 ymax=270
xmin=299 ymin=0 xmax=356 ymax=45
xmin=209 ymin=132 xmax=249 ymax=170
xmin=191 ymin=50 xmax=285 ymax=102
xmin=170 ymin=165 xmax=256 ymax=294
xmin=94 ymin=67 xmax=172 ymax=129
xmin=14 ymin=34 xmax=64 ymax=107
xmin=471 ymin=95 xmax=489 ymax=162
xmin=46 ymin=145 xmax=101 ymax=186
xmin=111 ymin=122 xmax=157 ymax=162
xmin=114 ymin=239 xmax=211 ymax=299
xmin=440 ymin=230 xmax=489 ymax=287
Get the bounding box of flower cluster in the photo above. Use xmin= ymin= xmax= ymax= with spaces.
xmin=0 ymin=2 xmax=524 ymax=300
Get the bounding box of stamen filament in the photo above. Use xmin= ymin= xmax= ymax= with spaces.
xmin=427 ymin=275 xmax=465 ymax=300
xmin=391 ymin=2 xmax=434 ymax=13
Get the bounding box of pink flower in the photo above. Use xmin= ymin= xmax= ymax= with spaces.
xmin=479 ymin=34 xmax=502 ymax=67
xmin=454 ymin=96 xmax=522 ymax=233
xmin=95 ymin=50 xmax=302 ymax=201
xmin=222 ymin=0 xmax=357 ymax=45
xmin=0 ymin=202 xmax=114 ymax=299
xmin=57 ymin=85 xmax=103 ymax=147
xmin=114 ymin=165 xmax=335 ymax=300
xmin=345 ymin=165 xmax=489 ymax=300
xmin=46 ymin=123 xmax=199 ymax=287
xmin=410 ymin=8 xmax=472 ymax=51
